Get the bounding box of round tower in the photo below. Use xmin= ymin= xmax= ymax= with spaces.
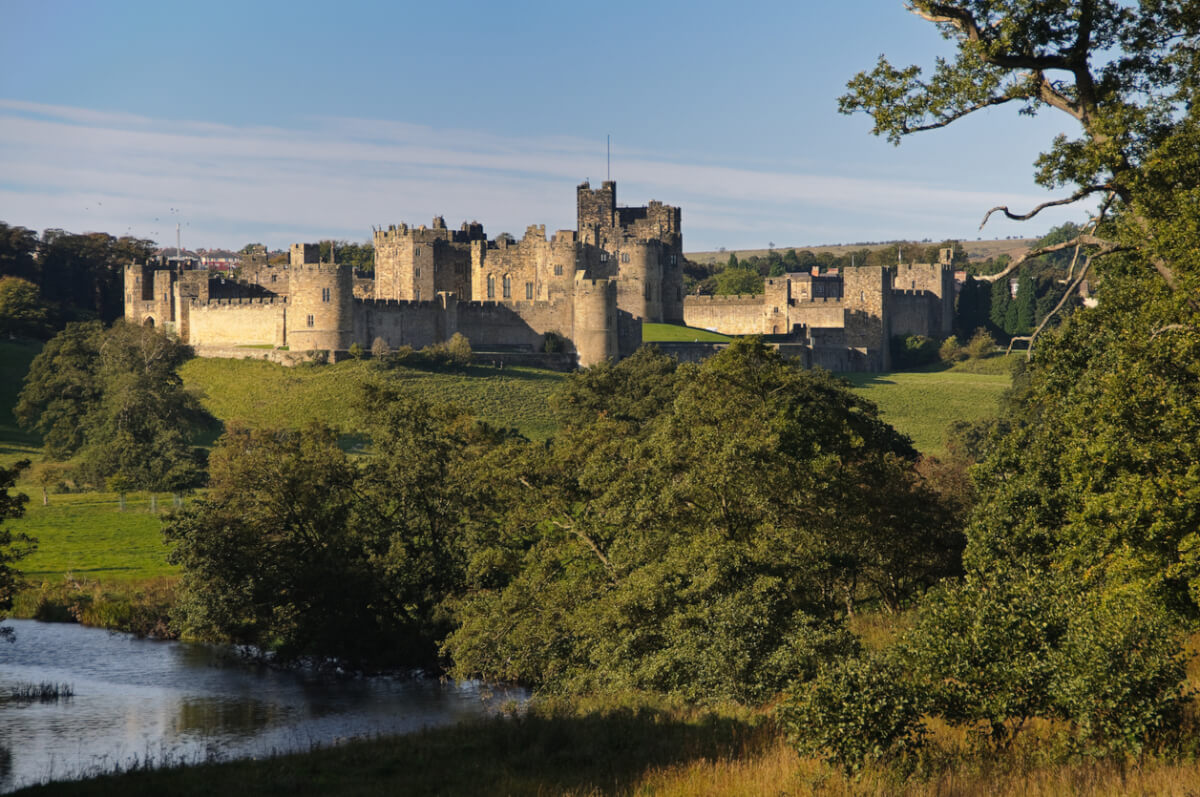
xmin=572 ymin=273 xmax=618 ymax=368
xmin=616 ymin=240 xmax=661 ymax=322
xmin=287 ymin=263 xmax=354 ymax=354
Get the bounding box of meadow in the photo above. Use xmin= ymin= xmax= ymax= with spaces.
xmin=1 ymin=340 xmax=1011 ymax=588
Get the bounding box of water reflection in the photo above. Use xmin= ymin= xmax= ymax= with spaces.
xmin=0 ymin=620 xmax=521 ymax=793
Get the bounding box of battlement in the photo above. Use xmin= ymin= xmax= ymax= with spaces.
xmin=288 ymin=262 xmax=350 ymax=275
xmin=524 ymin=224 xmax=546 ymax=242
xmin=192 ymin=297 xmax=284 ymax=307
xmin=684 ymin=294 xmax=764 ymax=304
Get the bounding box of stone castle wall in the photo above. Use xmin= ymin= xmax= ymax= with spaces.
xmin=188 ymin=298 xmax=286 ymax=348
xmin=683 ymin=294 xmax=768 ymax=336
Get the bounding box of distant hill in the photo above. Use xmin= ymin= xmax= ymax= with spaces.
xmin=686 ymin=238 xmax=1038 ymax=266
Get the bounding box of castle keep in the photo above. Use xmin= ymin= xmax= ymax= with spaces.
xmin=125 ymin=181 xmax=681 ymax=367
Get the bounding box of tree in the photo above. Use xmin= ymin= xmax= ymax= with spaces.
xmin=445 ymin=341 xmax=958 ymax=701
xmin=0 ymin=222 xmax=38 ymax=283
xmin=165 ymin=387 xmax=496 ymax=669
xmin=808 ymin=1 xmax=1200 ymax=759
xmin=0 ymin=461 xmax=33 ymax=634
xmin=0 ymin=277 xmax=50 ymax=339
xmin=839 ymin=1 xmax=1200 ymax=320
xmin=16 ymin=322 xmax=214 ymax=491
xmin=714 ymin=267 xmax=764 ymax=295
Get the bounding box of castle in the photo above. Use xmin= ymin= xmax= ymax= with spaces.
xmin=680 ymin=253 xmax=956 ymax=371
xmin=124 ymin=181 xmax=954 ymax=372
xmin=125 ymin=181 xmax=680 ymax=367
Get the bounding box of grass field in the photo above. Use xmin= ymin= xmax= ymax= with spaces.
xmin=1 ymin=341 xmax=1011 ymax=588
xmin=14 ymin=492 xmax=181 ymax=584
xmin=642 ymin=323 xmax=733 ymax=343
xmin=179 ymin=357 xmax=566 ymax=441
xmin=843 ymin=359 xmax=1014 ymax=456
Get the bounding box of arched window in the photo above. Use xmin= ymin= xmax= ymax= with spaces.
xmin=487 ymin=274 xmax=495 ymax=299
xmin=502 ymin=275 xmax=512 ymax=299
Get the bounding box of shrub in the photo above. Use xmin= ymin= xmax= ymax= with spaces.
xmin=939 ymin=335 xmax=965 ymax=362
xmin=445 ymin=332 xmax=473 ymax=366
xmin=371 ymin=337 xmax=390 ymax=359
xmin=348 ymin=342 xmax=365 ymax=360
xmin=965 ymin=328 xmax=996 ymax=359
xmin=542 ymin=331 xmax=567 ymax=354
xmin=890 ymin=334 xmax=939 ymax=369
xmin=776 ymin=652 xmax=926 ymax=773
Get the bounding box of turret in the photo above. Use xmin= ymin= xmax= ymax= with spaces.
xmin=572 ymin=272 xmax=618 ymax=367
xmin=287 ymin=261 xmax=354 ymax=353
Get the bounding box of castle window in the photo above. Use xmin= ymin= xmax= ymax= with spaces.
xmin=415 ymin=267 xmax=421 ymax=278
xmin=600 ymin=251 xmax=609 ymax=263
xmin=669 ymin=254 xmax=678 ymax=265
xmin=271 ymin=274 xmax=277 ymax=283
xmin=554 ymin=264 xmax=563 ymax=276
xmin=487 ymin=275 xmax=495 ymax=299
xmin=860 ymin=291 xmax=865 ymax=301
xmin=502 ymin=276 xmax=512 ymax=299
xmin=306 ymin=314 xmax=314 ymax=327
xmin=415 ymin=288 xmax=420 ymax=301
xmin=525 ymin=282 xmax=533 ymax=300
xmin=322 ymin=287 xmax=330 ymax=302
xmin=414 ymin=247 xmax=421 ymax=256
xmin=621 ymin=252 xmax=630 ymax=263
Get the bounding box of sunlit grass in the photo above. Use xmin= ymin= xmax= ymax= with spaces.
xmin=642 ymin=323 xmax=733 ymax=343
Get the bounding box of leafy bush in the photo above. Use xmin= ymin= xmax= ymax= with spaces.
xmin=776 ymin=652 xmax=926 ymax=773
xmin=964 ymin=328 xmax=996 ymax=359
xmin=542 ymin=331 xmax=567 ymax=353
xmin=370 ymin=337 xmax=390 ymax=359
xmin=939 ymin=335 xmax=966 ymax=362
xmin=890 ymin=335 xmax=939 ymax=369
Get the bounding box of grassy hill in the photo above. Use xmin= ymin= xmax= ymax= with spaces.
xmin=1 ymin=341 xmax=1010 ymax=585
xmin=178 ymin=357 xmax=566 ymax=442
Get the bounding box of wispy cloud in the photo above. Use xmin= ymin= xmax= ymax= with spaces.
xmin=0 ymin=99 xmax=1083 ymax=250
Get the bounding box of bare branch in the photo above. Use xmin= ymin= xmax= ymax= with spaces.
xmin=1150 ymin=324 xmax=1189 ymax=341
xmin=908 ymin=3 xmax=1075 ymax=71
xmin=975 ymin=235 xmax=1118 ymax=283
xmin=901 ymin=95 xmax=1023 ymax=134
xmin=980 ymin=185 xmax=1112 ymax=228
xmin=551 ymin=518 xmax=616 ymax=582
xmin=1007 ymin=258 xmax=1092 ymax=358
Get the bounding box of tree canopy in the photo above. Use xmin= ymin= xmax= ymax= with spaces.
xmin=783 ymin=1 xmax=1200 ymax=767
xmin=16 ymin=322 xmax=214 ymax=491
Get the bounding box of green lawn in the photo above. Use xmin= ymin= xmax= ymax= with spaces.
xmin=843 ymin=360 xmax=1014 ymax=456
xmin=642 ymin=323 xmax=733 ymax=343
xmin=179 ymin=357 xmax=566 ymax=441
xmin=13 ymin=491 xmax=181 ymax=584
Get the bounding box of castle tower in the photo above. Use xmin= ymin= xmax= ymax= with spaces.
xmin=614 ymin=240 xmax=662 ymax=322
xmin=577 ymin=180 xmax=616 ymax=245
xmin=287 ymin=261 xmax=354 ymax=353
xmin=572 ymin=272 xmax=618 ymax=367
xmin=842 ymin=265 xmax=892 ymax=370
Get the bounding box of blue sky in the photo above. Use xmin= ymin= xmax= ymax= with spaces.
xmin=0 ymin=0 xmax=1088 ymax=252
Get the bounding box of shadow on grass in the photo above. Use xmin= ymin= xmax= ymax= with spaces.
xmin=18 ymin=700 xmax=774 ymax=796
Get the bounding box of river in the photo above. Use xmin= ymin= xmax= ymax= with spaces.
xmin=0 ymin=619 xmax=521 ymax=793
